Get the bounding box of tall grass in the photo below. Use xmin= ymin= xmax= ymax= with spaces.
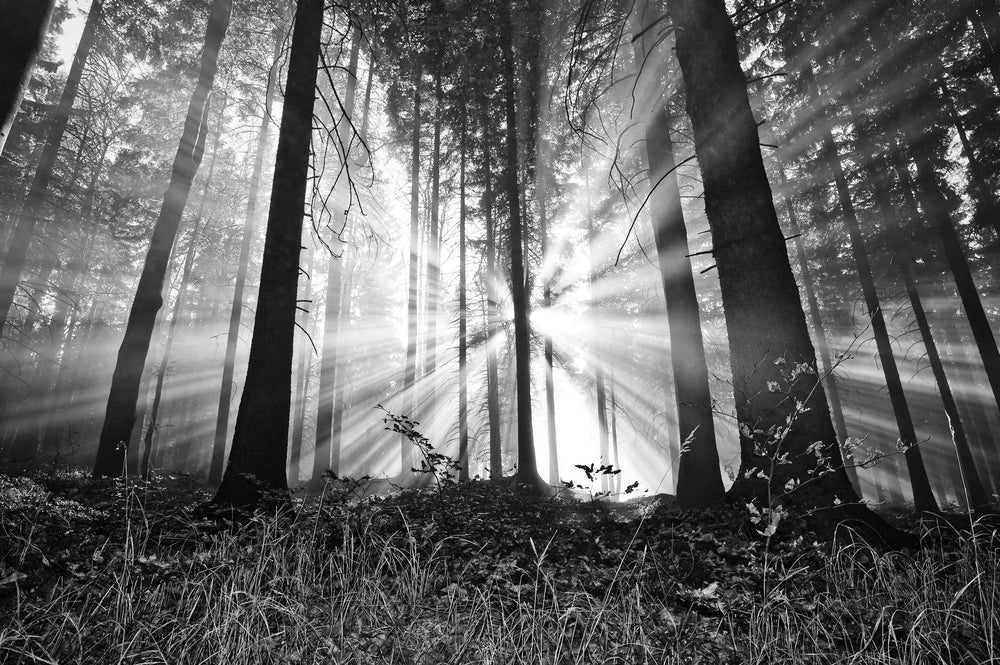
xmin=1 ymin=479 xmax=998 ymax=664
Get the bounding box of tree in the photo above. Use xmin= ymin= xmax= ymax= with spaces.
xmin=92 ymin=0 xmax=231 ymax=477
xmin=212 ymin=0 xmax=324 ymax=508
xmin=668 ymin=0 xmax=858 ymax=509
xmin=0 ymin=0 xmax=103 ymax=334
xmin=0 ymin=0 xmax=56 ymax=154
xmin=501 ymin=0 xmax=542 ymax=491
xmin=631 ymin=1 xmax=724 ymax=506
xmin=210 ymin=18 xmax=285 ymax=485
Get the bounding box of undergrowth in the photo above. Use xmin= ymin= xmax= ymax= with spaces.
xmin=0 ymin=471 xmax=997 ymax=664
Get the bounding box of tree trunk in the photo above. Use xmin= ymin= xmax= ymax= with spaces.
xmin=0 ymin=0 xmax=56 ymax=155
xmin=288 ymin=241 xmax=316 ymax=486
xmin=92 ymin=0 xmax=229 ymax=477
xmin=483 ymin=116 xmax=502 ymax=479
xmin=776 ymin=171 xmax=858 ymax=492
xmin=898 ymin=128 xmax=1000 ymax=418
xmin=425 ymin=67 xmax=443 ymax=402
xmin=458 ymin=97 xmax=469 ymax=482
xmin=582 ymin=152 xmax=611 ymax=494
xmin=630 ymin=5 xmax=722 ymax=504
xmin=870 ymin=152 xmax=991 ymax=508
xmin=401 ymin=62 xmax=422 ymax=477
xmin=210 ymin=19 xmax=283 ymax=485
xmin=669 ymin=0 xmax=858 ymax=510
xmin=141 ymin=150 xmax=216 ymax=480
xmin=211 ymin=0 xmax=322 ymax=508
xmin=313 ymin=31 xmax=360 ymax=488
xmin=938 ymin=77 xmax=1000 ymax=246
xmin=0 ymin=0 xmax=102 ymax=333
xmin=817 ymin=124 xmax=938 ymax=512
xmin=501 ymin=0 xmax=541 ymax=491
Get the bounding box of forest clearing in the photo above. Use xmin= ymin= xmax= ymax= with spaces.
xmin=2 ymin=0 xmax=1000 ymax=660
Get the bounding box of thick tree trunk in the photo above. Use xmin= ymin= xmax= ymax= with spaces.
xmin=501 ymin=0 xmax=541 ymax=491
xmin=313 ymin=31 xmax=360 ymax=487
xmin=210 ymin=20 xmax=283 ymax=485
xmin=818 ymin=126 xmax=938 ymax=512
xmin=0 ymin=0 xmax=56 ymax=154
xmin=92 ymin=0 xmax=229 ymax=477
xmin=669 ymin=0 xmax=857 ymax=510
xmin=0 ymin=0 xmax=102 ymax=332
xmin=212 ymin=0 xmax=322 ymax=508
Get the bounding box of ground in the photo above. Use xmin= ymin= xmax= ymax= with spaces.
xmin=0 ymin=471 xmax=996 ymax=664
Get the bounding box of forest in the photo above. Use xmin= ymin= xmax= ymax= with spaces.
xmin=1 ymin=0 xmax=999 ymax=662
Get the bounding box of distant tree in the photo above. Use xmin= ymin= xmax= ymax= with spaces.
xmin=212 ymin=0 xmax=323 ymax=508
xmin=92 ymin=0 xmax=231 ymax=477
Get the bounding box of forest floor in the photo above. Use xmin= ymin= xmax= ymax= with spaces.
xmin=0 ymin=471 xmax=997 ymax=664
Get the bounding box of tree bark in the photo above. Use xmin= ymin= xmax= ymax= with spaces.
xmin=669 ymin=0 xmax=858 ymax=510
xmin=211 ymin=0 xmax=322 ymax=508
xmin=0 ymin=0 xmax=102 ymax=333
xmin=401 ymin=62 xmax=422 ymax=477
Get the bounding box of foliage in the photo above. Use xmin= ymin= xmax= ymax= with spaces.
xmin=2 ymin=471 xmax=999 ymax=663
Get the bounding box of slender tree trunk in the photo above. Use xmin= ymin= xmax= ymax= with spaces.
xmin=777 ymin=171 xmax=859 ymax=492
xmin=288 ymin=241 xmax=315 ymax=486
xmin=869 ymin=153 xmax=992 ymax=508
xmin=610 ymin=373 xmax=621 ymax=493
xmin=92 ymin=0 xmax=230 ymax=477
xmin=817 ymin=124 xmax=938 ymax=512
xmin=582 ymin=152 xmax=611 ymax=494
xmin=938 ymin=78 xmax=1000 ymax=245
xmin=0 ymin=0 xmax=56 ymax=154
xmin=458 ymin=97 xmax=469 ymax=482
xmin=501 ymin=0 xmax=540 ymax=490
xmin=212 ymin=0 xmax=323 ymax=508
xmin=669 ymin=0 xmax=858 ymax=510
xmin=425 ymin=67 xmax=443 ymax=401
xmin=483 ymin=117 xmax=502 ymax=479
xmin=969 ymin=10 xmax=1000 ymax=92
xmin=313 ymin=31 xmax=360 ymax=487
xmin=0 ymin=0 xmax=102 ymax=331
xmin=631 ymin=6 xmax=722 ymax=505
xmin=401 ymin=62 xmax=422 ymax=478
xmin=898 ymin=129 xmax=1000 ymax=417
xmin=141 ymin=155 xmax=216 ymax=480
xmin=210 ymin=20 xmax=281 ymax=485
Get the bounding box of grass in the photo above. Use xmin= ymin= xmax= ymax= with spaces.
xmin=0 ymin=471 xmax=997 ymax=664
